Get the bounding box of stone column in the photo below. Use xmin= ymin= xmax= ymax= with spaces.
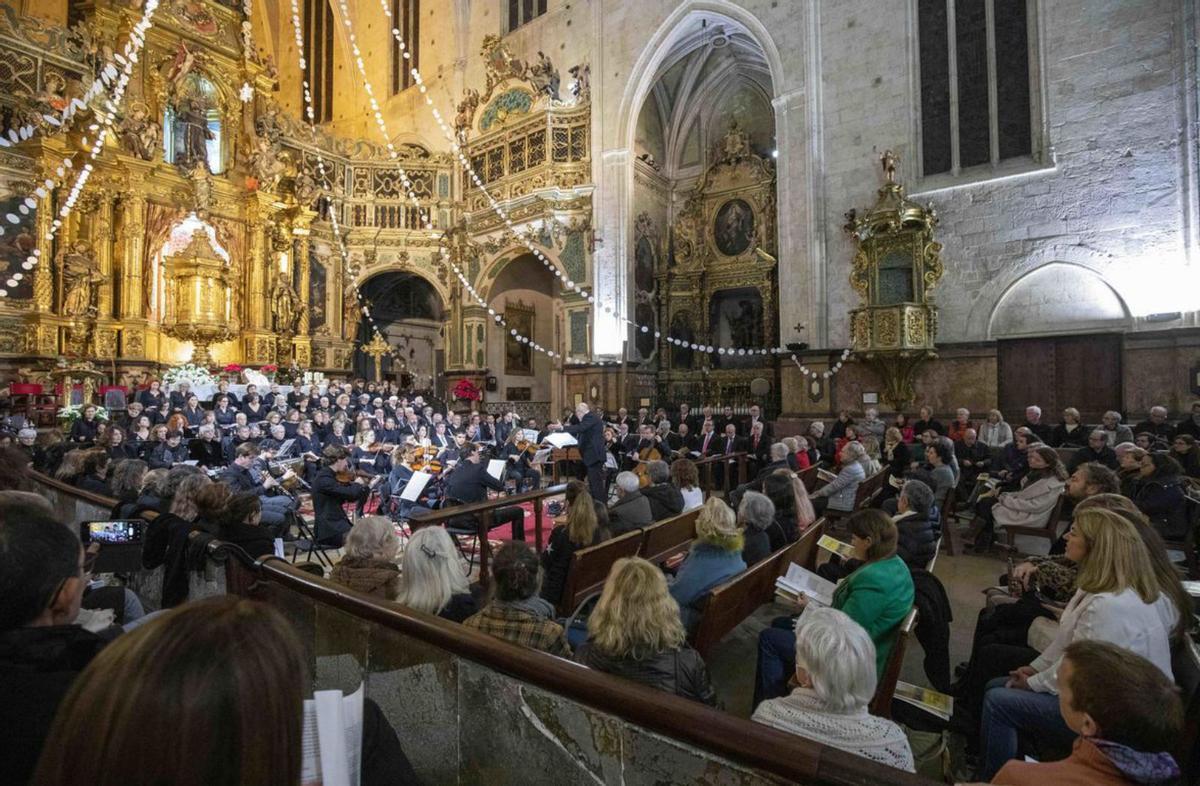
xmin=593 ymin=148 xmax=630 ymax=358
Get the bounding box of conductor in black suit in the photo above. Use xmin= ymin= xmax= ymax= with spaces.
xmin=564 ymin=402 xmax=607 ymax=503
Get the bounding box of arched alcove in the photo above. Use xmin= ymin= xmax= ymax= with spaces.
xmin=486 ymin=253 xmax=559 ymax=405
xmin=989 ymin=262 xmax=1130 ymax=338
xmin=354 ymin=272 xmax=445 ymax=384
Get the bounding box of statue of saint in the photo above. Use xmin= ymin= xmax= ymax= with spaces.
xmin=60 ymin=240 xmax=103 ymax=318
xmin=344 ymin=293 xmax=362 ymax=340
xmin=271 ymin=272 xmax=303 ymax=336
xmin=175 ymin=98 xmax=213 ymax=171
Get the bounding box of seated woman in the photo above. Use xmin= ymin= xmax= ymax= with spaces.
xmin=669 ymin=497 xmax=745 ymax=632
xmin=924 ymin=439 xmax=956 ymax=500
xmin=810 ymin=441 xmax=867 ymax=516
xmin=1050 ymin=407 xmax=1090 ymax=448
xmin=501 ymin=428 xmax=541 ymax=492
xmin=75 ymin=449 xmax=111 ymax=496
xmin=99 ymin=426 xmax=139 ymax=461
xmin=893 ymin=479 xmax=939 ymax=571
xmin=763 ymin=470 xmax=816 ymax=549
xmin=752 ymin=607 xmax=915 ymax=772
xmin=395 ymin=525 xmax=479 ymax=622
xmin=540 ymin=480 xmax=608 ymax=607
xmin=834 ymin=425 xmax=861 ymax=464
xmin=737 ymin=491 xmax=778 ymax=567
xmin=970 ymin=445 xmax=1067 ymax=552
xmin=1132 ymin=452 xmax=1189 ymax=540
xmin=975 ymin=507 xmax=1181 ymax=780
xmin=213 ymin=492 xmax=274 ymax=558
xmin=670 ymin=457 xmax=704 ymax=510
xmin=979 ymin=409 xmax=1014 ymax=450
xmin=754 ymin=509 xmax=914 ymax=706
xmin=1170 ymin=433 xmax=1200 ymax=478
xmin=329 ymin=515 xmax=401 ymax=600
xmin=988 ymin=640 xmax=1183 ymax=786
xmin=575 ymin=557 xmax=718 ymax=705
xmin=465 ymin=541 xmax=571 ymax=656
xmin=892 ymin=412 xmax=916 ymax=444
xmin=108 ymin=459 xmax=148 ymax=519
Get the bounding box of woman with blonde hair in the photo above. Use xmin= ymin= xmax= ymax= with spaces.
xmin=575 ymin=557 xmax=717 ymax=705
xmin=395 ymin=525 xmax=478 ymax=622
xmin=330 ymin=516 xmax=401 ymax=600
xmin=979 ymin=409 xmax=1013 ymax=449
xmin=668 ymin=497 xmax=745 ymax=632
xmin=540 ymin=480 xmax=608 ymax=606
xmin=976 ymin=507 xmax=1179 ymax=779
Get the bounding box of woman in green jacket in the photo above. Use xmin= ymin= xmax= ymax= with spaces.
xmin=754 ymin=509 xmax=915 ymax=706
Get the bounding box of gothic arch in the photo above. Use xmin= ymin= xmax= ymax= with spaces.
xmin=986 ymin=261 xmax=1132 ymax=339
xmin=478 ymin=245 xmax=564 ymax=303
xmin=351 ymin=265 xmax=450 ymax=309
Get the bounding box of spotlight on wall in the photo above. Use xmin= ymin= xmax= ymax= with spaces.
xmin=1145 ymin=312 xmax=1182 ymax=323
xmin=772 ymin=150 xmax=779 ymax=159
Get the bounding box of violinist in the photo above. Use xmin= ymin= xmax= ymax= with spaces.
xmin=412 ymin=424 xmax=432 ymax=448
xmin=502 ymin=428 xmax=541 ymax=492
xmin=351 ymin=429 xmax=389 ymax=477
xmin=311 ymin=445 xmax=371 ymax=547
xmin=385 ymin=445 xmax=435 ymax=519
xmin=217 ymin=442 xmax=298 ymax=536
xmin=443 ymin=442 xmax=526 ymax=541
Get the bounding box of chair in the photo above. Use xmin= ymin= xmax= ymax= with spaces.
xmin=440 ymin=496 xmax=481 ymax=574
xmin=289 ymin=516 xmax=338 ymax=570
xmin=101 ymin=386 xmax=128 ymax=415
xmin=797 ymin=464 xmax=820 ymax=493
xmin=1001 ymin=493 xmax=1068 ymax=551
xmin=868 ymin=607 xmax=919 ymax=719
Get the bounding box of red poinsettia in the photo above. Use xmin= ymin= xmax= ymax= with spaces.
xmin=452 ymin=379 xmax=482 ymax=401
xmin=260 ymin=364 xmax=278 ymax=373
xmin=223 ymin=364 xmax=243 ymax=373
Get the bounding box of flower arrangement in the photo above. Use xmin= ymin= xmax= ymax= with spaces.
xmin=260 ymin=364 xmax=278 ymax=373
xmin=57 ymin=404 xmax=109 ymax=424
xmin=452 ymin=379 xmax=482 ymax=402
xmin=163 ymin=363 xmax=217 ymax=388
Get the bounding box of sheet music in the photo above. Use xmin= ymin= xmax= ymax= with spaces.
xmin=543 ymin=432 xmax=578 ymax=448
xmin=486 ymin=459 xmax=506 ymax=482
xmin=400 ymin=471 xmax=432 ymax=502
xmin=520 ymin=428 xmax=540 ymax=443
xmin=301 ymin=684 xmax=364 ymax=786
xmin=275 ymin=438 xmax=296 ymax=458
xmin=531 ymin=448 xmax=552 ymax=466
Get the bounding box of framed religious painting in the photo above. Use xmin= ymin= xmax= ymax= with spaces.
xmin=713 ymin=198 xmax=754 ymax=257
xmin=504 ymin=301 xmax=535 ymax=376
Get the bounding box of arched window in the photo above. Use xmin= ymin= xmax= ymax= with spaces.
xmin=162 ymin=75 xmax=224 ymax=174
xmin=391 ymin=0 xmax=420 ymax=94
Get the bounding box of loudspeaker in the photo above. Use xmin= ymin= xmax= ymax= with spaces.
xmin=485 ymin=376 xmax=498 ymax=392
xmin=786 ymin=342 xmax=809 ymax=352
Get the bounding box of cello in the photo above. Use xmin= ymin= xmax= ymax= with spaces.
xmin=633 ymin=439 xmax=663 ymax=488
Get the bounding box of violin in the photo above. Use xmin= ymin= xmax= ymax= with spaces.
xmin=514 ymin=439 xmax=538 ymax=455
xmin=335 ymin=468 xmax=377 ymax=484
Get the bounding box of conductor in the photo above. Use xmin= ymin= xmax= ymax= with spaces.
xmin=564 ymin=402 xmax=607 ymax=503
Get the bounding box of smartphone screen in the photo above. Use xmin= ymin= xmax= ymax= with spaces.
xmin=82 ymin=520 xmax=144 ymax=545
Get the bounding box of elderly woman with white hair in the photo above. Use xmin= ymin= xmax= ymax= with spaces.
xmin=395 ymin=526 xmax=479 ymax=622
xmin=1099 ymin=410 xmax=1135 ymax=448
xmin=607 ymin=470 xmax=654 ymax=534
xmin=737 ymin=490 xmax=778 ymax=566
xmin=810 ymin=441 xmax=867 ymax=516
xmin=329 ymin=515 xmax=401 ymax=600
xmin=857 ymin=408 xmax=886 ymax=441
xmin=752 ymin=606 xmax=915 ymax=771
xmin=978 ymin=409 xmax=1013 ymax=449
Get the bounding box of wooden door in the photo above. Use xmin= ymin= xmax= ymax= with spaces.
xmin=998 ymin=334 xmax=1121 ymax=424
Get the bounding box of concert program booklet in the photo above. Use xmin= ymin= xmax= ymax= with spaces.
xmin=301 ymin=684 xmax=363 ymax=786
xmin=775 ymin=563 xmax=836 ymax=607
xmin=817 ymin=534 xmax=856 ymax=560
xmin=893 ymin=681 xmax=953 ymax=721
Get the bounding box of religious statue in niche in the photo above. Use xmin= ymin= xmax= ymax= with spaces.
xmin=174 ymin=97 xmax=213 ymax=172
xmin=714 ymin=198 xmax=754 ymax=257
xmin=504 ymin=302 xmax=535 ymax=376
xmin=308 ymin=252 xmax=327 ymax=330
xmin=116 ymin=101 xmax=161 ymax=161
xmin=59 ymin=240 xmax=103 ymax=318
xmin=248 ymin=135 xmax=288 ymax=192
xmin=271 ymin=272 xmax=304 ymax=337
xmin=709 ymin=288 xmax=763 ymax=369
xmin=344 ymin=293 xmax=363 ymax=340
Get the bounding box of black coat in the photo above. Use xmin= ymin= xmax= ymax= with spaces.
xmin=641 ymin=482 xmax=684 ymax=521
xmin=1067 ymin=444 xmax=1119 ymax=471
xmin=444 ymin=460 xmax=505 ymax=504
xmin=1050 ymin=423 xmax=1090 ymax=448
xmin=1133 ymin=474 xmax=1190 ymax=540
xmin=0 ymin=625 xmax=108 ymax=785
xmin=312 ymin=466 xmax=369 ymax=545
xmin=540 ymin=526 xmax=604 ymax=608
xmin=564 ymin=412 xmax=606 ymax=467
xmin=188 ymin=438 xmax=225 ymax=468
xmin=575 ymin=642 xmax=718 ymax=706
xmin=69 ymin=417 xmax=99 ymax=444
xmin=894 ymin=511 xmax=937 ymax=571
xmin=910 ymin=569 xmax=953 ymax=693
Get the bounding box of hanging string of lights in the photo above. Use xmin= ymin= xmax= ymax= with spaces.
xmin=0 ymin=0 xmax=160 ymax=299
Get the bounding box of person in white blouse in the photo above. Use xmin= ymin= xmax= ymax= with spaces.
xmin=975 ymin=507 xmax=1182 ymax=780
xmin=670 ymin=457 xmax=705 ymax=511
xmin=978 ymin=409 xmax=1014 ymax=449
xmin=752 ymin=606 xmax=915 ymax=772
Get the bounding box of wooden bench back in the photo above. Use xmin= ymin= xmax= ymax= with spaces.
xmin=556 ymin=529 xmax=644 ymax=617
xmin=798 ymin=464 xmax=820 ymax=493
xmin=869 ymin=607 xmax=919 ymax=719
xmin=1173 ymin=637 xmax=1200 ymax=783
xmin=777 ymin=518 xmax=826 ymax=576
xmin=639 ymin=508 xmax=701 ymax=564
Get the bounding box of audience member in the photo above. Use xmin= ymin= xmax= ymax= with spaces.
xmin=738 ymin=491 xmax=778 ymax=567
xmin=913 ymin=406 xmax=944 ymax=436
xmin=810 ymin=441 xmax=867 ymax=516
xmin=212 ymin=492 xmax=274 ymax=558
xmin=970 ymin=446 xmax=1066 ymax=552
xmin=956 ymin=428 xmax=992 ymax=489
xmin=988 ymin=640 xmax=1182 ymax=786
xmin=1175 ymin=400 xmax=1200 ymax=439
xmin=1067 ymin=430 xmax=1118 ymax=471
xmin=608 ymin=471 xmax=653 ymax=534
xmin=924 ymin=438 xmax=956 ymax=499
xmin=1099 ymin=411 xmax=1135 ymax=447
xmin=575 ymin=557 xmax=717 ymax=705
xmin=752 ymin=607 xmax=915 ymax=772
xmin=1131 ymin=452 xmax=1189 ymax=540
xmin=1020 ymin=405 xmax=1053 ymax=443
xmin=670 ymin=458 xmax=704 ymax=510
xmin=107 ymin=459 xmax=147 ymax=519
xmin=541 ymin=481 xmax=607 ymax=606
xmin=0 ymin=506 xmax=107 ymax=785
xmin=857 ymin=408 xmax=886 ymax=441
xmin=1050 ymin=407 xmax=1089 ymax=448
xmin=762 ymin=470 xmax=814 ymax=548
xmin=1133 ymin=406 xmax=1175 ymax=447
xmin=75 ymin=448 xmax=110 ymax=495
xmin=669 ymin=498 xmax=746 ymax=632
xmin=892 ymin=412 xmax=916 ymax=443
xmin=1114 ymin=443 xmax=1145 ymax=495
xmin=329 ymin=515 xmax=401 ymax=600
xmin=976 ymin=508 xmax=1179 ymax=780
xmin=465 ymin=541 xmax=570 ymax=656
xmin=640 ymin=459 xmax=684 ymax=521
xmin=979 ymin=409 xmax=1014 ymax=449
xmin=1169 ymin=433 xmax=1200 ymax=478
xmin=754 ymin=509 xmax=914 ymax=705
xmin=893 ymin=480 xmax=939 ymax=570
xmin=395 ymin=526 xmax=478 ymax=622
xmin=948 ymin=408 xmax=974 ymax=442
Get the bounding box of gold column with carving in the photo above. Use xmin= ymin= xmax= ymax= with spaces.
xmin=292 ymin=209 xmax=315 ymax=367
xmin=242 ymin=192 xmax=277 ymax=363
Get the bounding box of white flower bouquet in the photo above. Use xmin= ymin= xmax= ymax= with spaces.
xmin=162 ymin=363 xmax=217 ymax=388
xmin=57 ymin=404 xmax=109 ymax=424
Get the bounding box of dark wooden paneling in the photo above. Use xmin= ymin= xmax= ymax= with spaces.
xmin=999 ymin=334 xmax=1121 ymax=423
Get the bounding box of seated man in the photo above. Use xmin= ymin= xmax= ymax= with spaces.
xmin=1067 ymin=430 xmax=1119 ymax=472
xmin=640 ymin=460 xmax=684 ymax=521
xmin=955 ymin=428 xmax=992 ymax=489
xmin=443 ymin=442 xmax=525 ymax=541
xmin=1132 ymin=405 xmax=1175 ymax=448
xmin=0 ymin=505 xmax=108 ymax=785
xmin=729 ymin=442 xmax=794 ymax=508
xmin=217 ymin=443 xmax=298 ymax=538
xmin=311 ymin=445 xmax=371 ymax=547
xmin=608 ymin=471 xmax=653 ymax=534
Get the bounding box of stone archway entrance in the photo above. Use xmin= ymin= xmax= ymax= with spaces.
xmin=354 ymin=272 xmax=445 ymax=385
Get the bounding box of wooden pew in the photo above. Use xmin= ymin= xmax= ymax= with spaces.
xmin=693 ymin=451 xmax=749 ymax=495
xmin=555 ymin=529 xmax=644 ymax=617
xmin=938 ymin=485 xmax=963 ymax=556
xmin=690 ymin=519 xmax=826 ymax=658
xmin=1172 ymin=637 xmax=1200 ymax=784
xmin=638 ymin=508 xmax=701 ymax=565
xmin=797 ymin=464 xmax=820 ymax=493
xmin=869 ymin=607 xmax=919 ymax=719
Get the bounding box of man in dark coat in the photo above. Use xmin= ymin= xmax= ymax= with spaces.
xmin=639 ymin=460 xmax=684 ymax=521
xmin=564 ymin=402 xmax=607 ymax=503
xmin=311 ymin=445 xmax=370 ymax=546
xmin=0 ymin=506 xmax=109 ymax=786
xmin=443 ymin=442 xmax=525 ymax=540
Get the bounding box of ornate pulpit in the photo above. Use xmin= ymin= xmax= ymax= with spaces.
xmin=844 ymin=151 xmax=944 ymax=409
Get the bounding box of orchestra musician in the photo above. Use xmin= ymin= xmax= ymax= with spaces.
xmin=311 ymin=445 xmax=371 ymax=547
xmin=443 ymin=442 xmax=526 ymax=540
xmin=385 ymin=445 xmax=436 ymax=519
xmin=351 ymin=429 xmax=390 ymax=477
xmin=217 ymin=442 xmax=298 ymax=536
xmin=502 ymin=427 xmax=541 ymax=492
